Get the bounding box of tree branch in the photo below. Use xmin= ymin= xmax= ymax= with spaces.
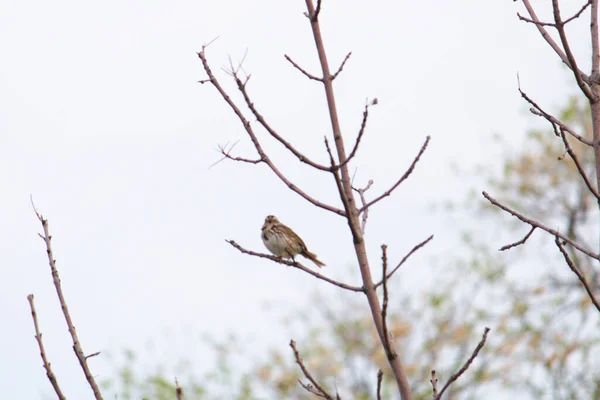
xmin=334 ymin=98 xmax=377 ymax=172
xmin=226 ymin=240 xmax=364 ymax=292
xmin=555 ymin=236 xmax=600 ymax=313
xmin=31 ymin=202 xmax=104 ymax=400
xmin=430 ymin=370 xmax=439 ymax=400
xmin=175 ymin=378 xmax=184 ymax=400
xmin=352 ymin=179 xmax=374 ymax=234
xmin=500 ymin=226 xmax=536 ymax=251
xmin=376 ymin=370 xmax=383 ymax=400
xmin=284 ymin=54 xmax=323 ymax=81
xmin=434 ymin=327 xmax=490 ymax=400
xmin=558 ymin=128 xmax=600 ymax=200
xmin=519 ymin=84 xmax=593 ymax=146
xmin=290 ymin=340 xmax=335 ymax=400
xmin=482 ymin=191 xmax=600 ymax=260
xmin=27 ymin=294 xmax=66 ymax=400
xmin=380 ymin=245 xmax=397 ymax=361
xmin=331 ymin=52 xmax=352 ymax=80
xmin=552 ymin=0 xmax=596 ymax=100
xmin=198 ymin=48 xmax=346 ymax=216
xmin=374 ymin=235 xmax=434 ymax=288
xmin=360 ymin=136 xmax=430 ymax=213
xmin=520 ymin=0 xmax=592 ymax=85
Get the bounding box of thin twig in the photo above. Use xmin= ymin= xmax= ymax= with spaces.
xmin=375 ymin=235 xmax=434 ymax=288
xmin=376 ymin=370 xmax=383 ymax=400
xmin=518 ymin=83 xmax=592 ymax=146
xmin=210 ymin=141 xmax=263 ymax=169
xmin=27 ymin=294 xmax=66 ymax=400
xmin=31 ymin=200 xmax=104 ymax=400
xmin=335 ymin=99 xmax=377 ymax=171
xmin=500 ymin=226 xmax=536 ymax=251
xmin=559 ymin=128 xmax=600 ymax=200
xmin=380 ymin=245 xmax=396 ymax=361
xmin=331 ymin=52 xmax=352 ymax=80
xmin=285 ymin=54 xmax=322 ymax=81
xmin=353 ymin=180 xmax=374 ymax=234
xmin=175 ymin=378 xmax=184 ymax=400
xmin=430 ymin=370 xmax=438 ymax=399
xmin=226 ymin=240 xmax=363 ymax=292
xmin=360 ymin=136 xmax=430 ymax=212
xmin=197 ymin=48 xmax=345 ymax=217
xmin=555 ymin=236 xmax=600 ymax=313
xmin=482 ymin=191 xmax=600 ymax=260
xmin=435 ymin=327 xmax=490 ymax=400
xmin=290 ymin=340 xmax=335 ymax=400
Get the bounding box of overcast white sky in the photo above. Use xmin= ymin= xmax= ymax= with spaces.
xmin=0 ymin=0 xmax=588 ymax=398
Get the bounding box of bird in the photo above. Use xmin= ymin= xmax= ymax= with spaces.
xmin=261 ymin=215 xmax=326 ymax=267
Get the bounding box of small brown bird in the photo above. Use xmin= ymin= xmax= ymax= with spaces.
xmin=261 ymin=215 xmax=325 ymax=267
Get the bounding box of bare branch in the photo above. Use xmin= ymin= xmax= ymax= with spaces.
xmin=430 ymin=370 xmax=439 ymax=400
xmin=360 ymin=136 xmax=430 ymax=212
xmin=226 ymin=240 xmax=363 ymax=292
xmin=27 ymin=294 xmax=66 ymax=400
xmin=353 ymin=179 xmax=374 ymax=234
xmin=233 ymin=71 xmax=331 ymax=172
xmin=500 ymin=226 xmax=536 ymax=251
xmin=482 ymin=191 xmax=600 ymax=260
xmin=517 ymin=1 xmax=591 ymax=26
xmin=435 ymin=327 xmax=490 ymax=400
xmin=31 ymin=201 xmax=104 ymax=400
xmin=519 ymin=84 xmax=593 ymax=146
xmin=175 ymin=378 xmax=184 ymax=400
xmin=564 ymin=0 xmax=592 ymax=24
xmin=376 ymin=370 xmax=383 ymax=400
xmin=375 ymin=235 xmax=434 ymax=288
xmin=555 ymin=236 xmax=600 ymax=313
xmin=197 ymin=48 xmax=345 ymax=216
xmin=290 ymin=340 xmax=335 ymax=400
xmin=210 ymin=141 xmax=263 ymax=169
xmin=331 ymin=52 xmax=352 ymax=80
xmin=334 ymin=98 xmax=378 ymax=172
xmin=558 ymin=128 xmax=600 ymax=200
xmin=380 ymin=245 xmax=397 ymax=361
xmin=285 ymin=54 xmax=323 ymax=81
xmin=520 ymin=0 xmax=592 ymax=85
xmin=85 ymin=352 xmax=101 ymax=360
xmin=552 ymin=0 xmax=596 ymax=100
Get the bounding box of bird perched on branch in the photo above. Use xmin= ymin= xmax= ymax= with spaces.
xmin=261 ymin=215 xmax=326 ymax=267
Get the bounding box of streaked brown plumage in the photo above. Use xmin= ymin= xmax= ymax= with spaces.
xmin=261 ymin=215 xmax=325 ymax=267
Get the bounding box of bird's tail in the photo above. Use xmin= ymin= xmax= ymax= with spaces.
xmin=302 ymin=250 xmax=326 ymax=267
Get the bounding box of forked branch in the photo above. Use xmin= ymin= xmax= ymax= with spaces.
xmin=198 ymin=48 xmax=345 ymax=217
xmin=482 ymin=191 xmax=600 ymax=260
xmin=31 ymin=201 xmax=104 ymax=400
xmin=518 ymin=84 xmax=592 ymax=146
xmin=290 ymin=340 xmax=337 ymax=400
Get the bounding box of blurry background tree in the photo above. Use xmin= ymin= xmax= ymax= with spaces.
xmin=103 ymin=96 xmax=600 ymax=399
